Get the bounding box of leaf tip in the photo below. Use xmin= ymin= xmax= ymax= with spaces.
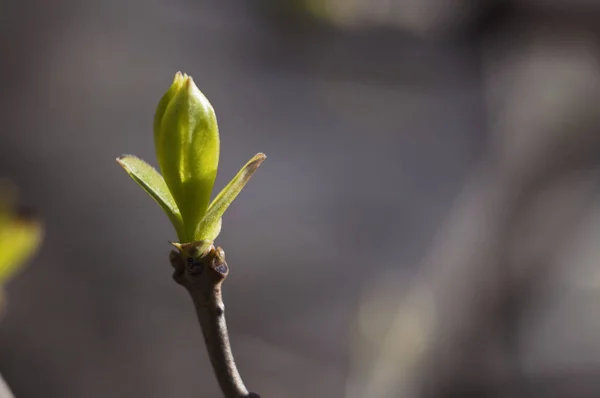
xmin=247 ymin=153 xmax=267 ymax=172
xmin=116 ymin=154 xmax=134 ymax=166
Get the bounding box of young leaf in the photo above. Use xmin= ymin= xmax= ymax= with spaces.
xmin=153 ymin=72 xmax=185 ymax=146
xmin=195 ymin=153 xmax=265 ymax=241
xmin=116 ymin=155 xmax=185 ymax=241
xmin=196 ymin=217 xmax=222 ymax=245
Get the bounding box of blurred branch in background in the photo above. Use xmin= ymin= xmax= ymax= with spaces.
xmin=0 ymin=374 xmax=14 ymax=398
xmin=253 ymin=0 xmax=483 ymax=36
xmin=340 ymin=1 xmax=600 ymax=398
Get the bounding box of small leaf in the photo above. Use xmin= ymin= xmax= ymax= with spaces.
xmin=116 ymin=155 xmax=185 ymax=241
xmin=196 ymin=217 xmax=222 ymax=244
xmin=195 ymin=153 xmax=266 ymax=241
xmin=153 ymin=72 xmax=185 ymax=145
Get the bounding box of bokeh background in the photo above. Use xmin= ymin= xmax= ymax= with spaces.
xmin=2 ymin=1 xmax=600 ymax=397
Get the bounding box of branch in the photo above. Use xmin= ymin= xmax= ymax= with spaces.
xmin=170 ymin=245 xmax=258 ymax=398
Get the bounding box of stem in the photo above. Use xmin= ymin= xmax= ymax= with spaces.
xmin=170 ymin=245 xmax=258 ymax=398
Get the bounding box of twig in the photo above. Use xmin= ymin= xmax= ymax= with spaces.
xmin=170 ymin=245 xmax=258 ymax=398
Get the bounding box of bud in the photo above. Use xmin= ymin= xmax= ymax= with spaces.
xmin=154 ymin=72 xmax=220 ymax=242
xmin=118 ymin=72 xmax=265 ymax=250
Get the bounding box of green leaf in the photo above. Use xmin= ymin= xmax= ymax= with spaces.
xmin=153 ymin=72 xmax=185 ymax=145
xmin=196 ymin=217 xmax=222 ymax=244
xmin=116 ymin=155 xmax=185 ymax=241
xmin=196 ymin=153 xmax=266 ymax=241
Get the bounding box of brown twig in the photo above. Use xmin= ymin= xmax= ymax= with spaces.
xmin=170 ymin=245 xmax=258 ymax=398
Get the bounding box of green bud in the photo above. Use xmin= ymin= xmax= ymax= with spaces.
xmin=118 ymin=72 xmax=265 ymax=250
xmin=154 ymin=72 xmax=220 ymax=242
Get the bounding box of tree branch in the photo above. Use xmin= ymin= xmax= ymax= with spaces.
xmin=170 ymin=245 xmax=258 ymax=398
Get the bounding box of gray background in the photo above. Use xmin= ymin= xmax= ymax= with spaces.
xmin=2 ymin=1 xmax=600 ymax=397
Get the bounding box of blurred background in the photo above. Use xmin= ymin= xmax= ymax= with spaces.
xmin=2 ymin=0 xmax=600 ymax=397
